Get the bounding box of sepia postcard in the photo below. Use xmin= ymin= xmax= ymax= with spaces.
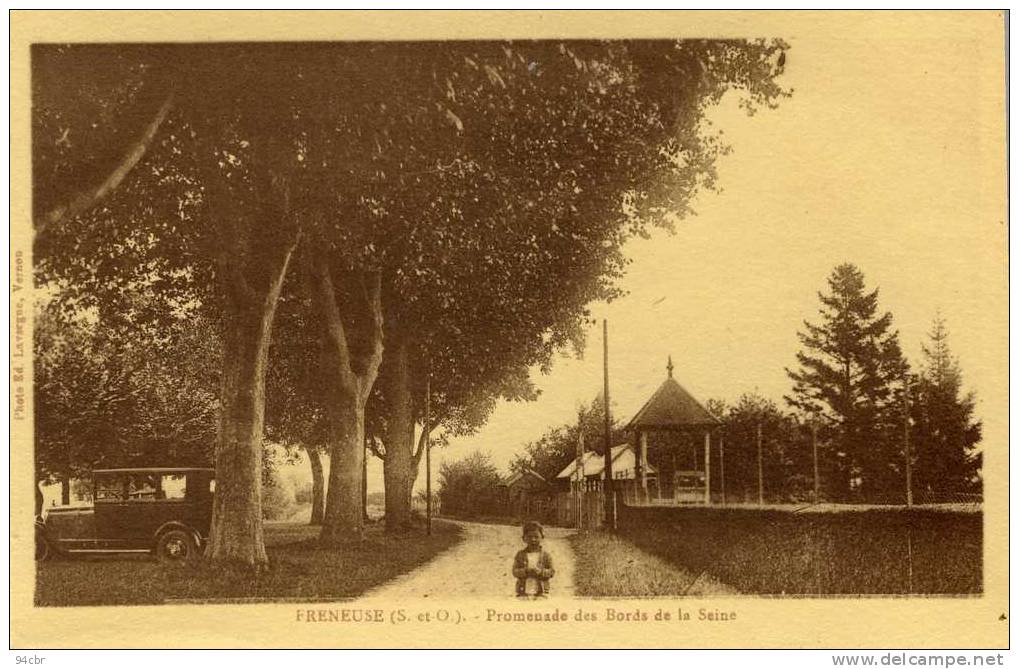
xmin=10 ymin=10 xmax=1009 ymax=650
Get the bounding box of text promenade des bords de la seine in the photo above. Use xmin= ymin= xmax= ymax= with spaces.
xmin=292 ymin=606 xmax=738 ymax=624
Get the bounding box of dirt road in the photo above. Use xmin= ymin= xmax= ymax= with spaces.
xmin=362 ymin=521 xmax=577 ymax=600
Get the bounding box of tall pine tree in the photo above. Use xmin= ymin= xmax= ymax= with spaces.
xmin=786 ymin=263 xmax=908 ymax=500
xmin=909 ymin=316 xmax=982 ymax=498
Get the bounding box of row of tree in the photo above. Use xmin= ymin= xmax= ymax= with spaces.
xmin=33 ymin=40 xmax=790 ymax=563
xmin=785 ymin=263 xmax=981 ymax=501
xmin=508 ymin=264 xmax=982 ymax=504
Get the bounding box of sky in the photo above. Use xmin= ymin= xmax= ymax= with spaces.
xmin=393 ymin=16 xmax=1008 ymax=493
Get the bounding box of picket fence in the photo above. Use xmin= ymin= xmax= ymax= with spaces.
xmin=516 ymin=491 xmax=606 ymax=529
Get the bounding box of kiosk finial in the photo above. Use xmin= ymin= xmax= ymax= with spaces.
xmin=667 ymin=355 xmax=674 ymax=378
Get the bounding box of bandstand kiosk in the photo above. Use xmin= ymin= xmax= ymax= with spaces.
xmin=626 ymin=357 xmax=721 ymax=504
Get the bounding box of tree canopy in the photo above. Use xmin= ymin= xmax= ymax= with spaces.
xmin=510 ymin=394 xmax=627 ymax=483
xmin=33 ymin=39 xmax=791 ymax=560
xmin=34 ymin=298 xmax=217 ymax=484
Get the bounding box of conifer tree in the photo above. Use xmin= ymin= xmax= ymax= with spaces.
xmin=786 ymin=263 xmax=908 ymax=500
xmin=910 ymin=316 xmax=982 ymax=497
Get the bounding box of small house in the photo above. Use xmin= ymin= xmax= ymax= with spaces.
xmin=555 ymin=443 xmax=657 ymax=493
xmin=497 ymin=468 xmax=550 ymax=513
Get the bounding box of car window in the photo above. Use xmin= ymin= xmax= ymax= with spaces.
xmin=161 ymin=473 xmax=187 ymax=500
xmin=95 ymin=474 xmax=126 ymax=502
xmin=94 ymin=472 xmax=204 ymax=502
xmin=126 ymin=474 xmax=160 ymax=501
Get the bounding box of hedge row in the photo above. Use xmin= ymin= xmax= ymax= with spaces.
xmin=617 ymin=505 xmax=982 ymax=595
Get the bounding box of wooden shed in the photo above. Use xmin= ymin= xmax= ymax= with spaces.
xmin=497 ymin=468 xmax=550 ymax=513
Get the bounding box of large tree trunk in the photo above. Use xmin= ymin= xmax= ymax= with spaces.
xmin=60 ymin=477 xmax=70 ymax=506
xmin=205 ymin=243 xmax=295 ymax=566
xmin=310 ymin=257 xmax=384 ymax=547
xmin=306 ymin=446 xmax=325 ymax=525
xmin=381 ymin=338 xmax=416 ymax=532
xmin=320 ymin=395 xmax=365 ymax=544
xmin=206 ymin=309 xmax=269 ymax=564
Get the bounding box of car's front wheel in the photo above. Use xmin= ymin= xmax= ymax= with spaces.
xmin=155 ymin=529 xmax=197 ymax=563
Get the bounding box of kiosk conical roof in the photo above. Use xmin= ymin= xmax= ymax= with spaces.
xmin=625 ymin=357 xmax=719 ymax=430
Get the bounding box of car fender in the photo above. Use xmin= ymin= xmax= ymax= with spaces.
xmin=35 ymin=517 xmax=63 ymax=556
xmin=153 ymin=521 xmax=202 ymax=550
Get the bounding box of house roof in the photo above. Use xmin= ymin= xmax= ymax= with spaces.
xmin=625 ymin=357 xmax=719 ymax=430
xmin=555 ymin=443 xmax=657 ymax=479
xmin=499 ymin=468 xmax=546 ymax=487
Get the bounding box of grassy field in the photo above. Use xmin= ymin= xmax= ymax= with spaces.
xmin=617 ymin=505 xmax=981 ymax=595
xmin=569 ymin=531 xmax=736 ymax=597
xmin=35 ymin=519 xmax=463 ymax=606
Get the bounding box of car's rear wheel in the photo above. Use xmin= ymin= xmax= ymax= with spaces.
xmin=156 ymin=529 xmax=197 ymax=563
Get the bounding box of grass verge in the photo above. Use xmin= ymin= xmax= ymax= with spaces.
xmin=36 ymin=519 xmax=463 ymax=606
xmin=568 ymin=530 xmax=736 ymax=597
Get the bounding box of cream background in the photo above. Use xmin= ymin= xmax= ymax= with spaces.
xmin=10 ymin=10 xmax=1008 ymax=649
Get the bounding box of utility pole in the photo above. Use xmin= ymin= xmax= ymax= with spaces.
xmin=719 ymin=432 xmax=726 ymax=506
xmin=425 ymin=375 xmax=432 ymax=535
xmin=576 ymin=426 xmax=585 ymax=530
xmin=362 ymin=432 xmax=369 ymax=523
xmin=639 ymin=431 xmax=649 ymax=503
xmin=903 ymin=377 xmax=913 ymax=507
xmin=602 ymin=319 xmax=615 ymax=530
xmin=703 ymin=431 xmax=711 ymax=505
xmin=811 ymin=421 xmax=820 ymax=505
xmin=757 ymin=421 xmax=764 ymax=506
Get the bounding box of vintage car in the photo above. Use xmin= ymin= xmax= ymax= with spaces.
xmin=35 ymin=467 xmax=215 ymax=562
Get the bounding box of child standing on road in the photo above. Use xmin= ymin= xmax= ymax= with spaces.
xmin=512 ymin=521 xmax=555 ymax=598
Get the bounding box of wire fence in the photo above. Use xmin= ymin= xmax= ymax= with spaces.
xmin=511 ymin=484 xmax=981 ymax=531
